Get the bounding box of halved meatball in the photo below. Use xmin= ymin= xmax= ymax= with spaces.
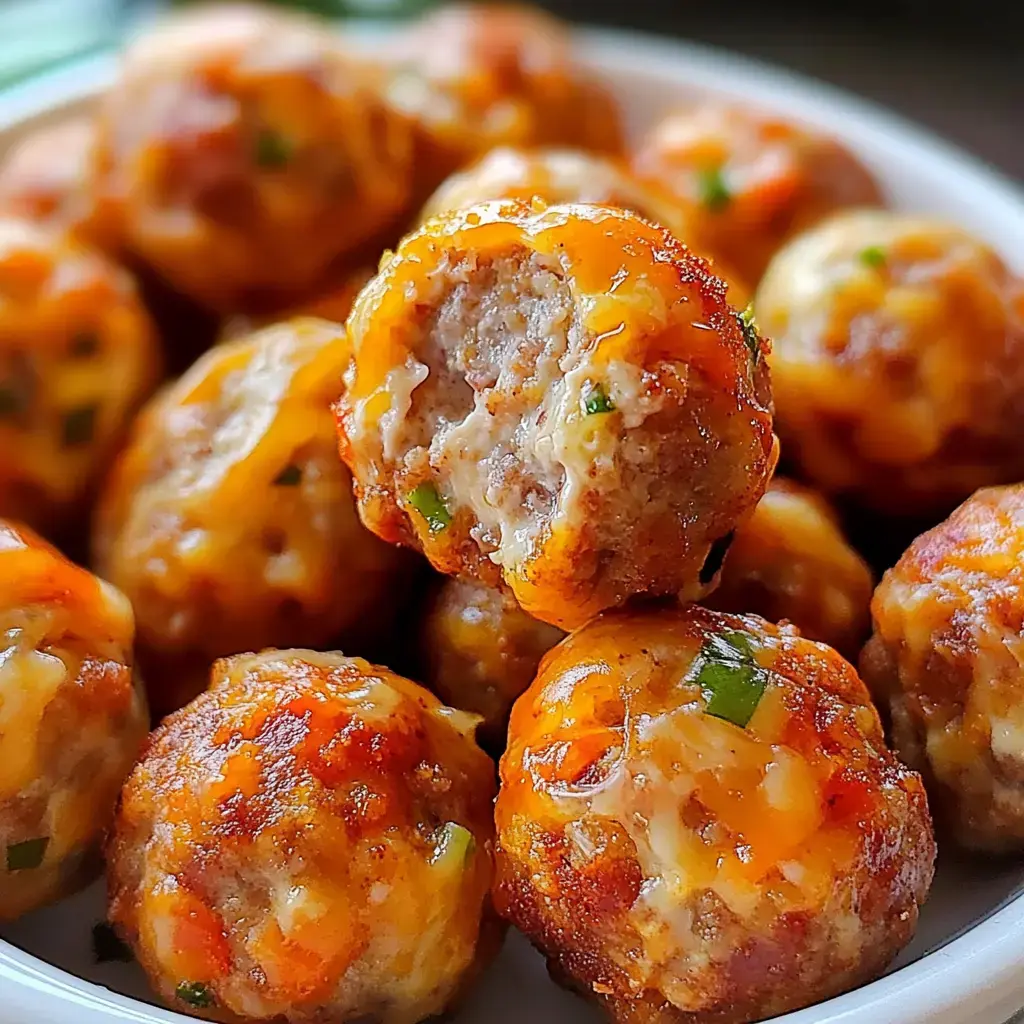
xmin=337 ymin=200 xmax=777 ymax=630
xmin=0 ymin=520 xmax=147 ymax=920
xmin=91 ymin=2 xmax=414 ymax=312
xmin=495 ymin=604 xmax=935 ymax=1023
xmin=418 ymin=576 xmax=564 ymax=750
xmin=705 ymin=477 xmax=873 ymax=657
xmin=757 ymin=210 xmax=1024 ymax=516
xmin=632 ymin=104 xmax=883 ymax=290
xmin=108 ymin=649 xmax=498 ymax=1023
xmin=418 ymin=146 xmax=749 ymax=306
xmin=384 ymin=3 xmax=622 ymax=200
xmin=93 ymin=317 xmax=408 ymax=717
xmin=0 ymin=216 xmax=162 ymax=534
xmin=861 ymin=484 xmax=1024 ymax=852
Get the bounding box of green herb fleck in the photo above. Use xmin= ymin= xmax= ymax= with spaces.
xmin=92 ymin=922 xmax=134 ymax=964
xmin=6 ymin=837 xmax=48 ymax=871
xmin=697 ymin=166 xmax=732 ymax=212
xmin=407 ymin=482 xmax=451 ymax=533
xmin=176 ymin=982 xmax=215 ymax=1010
xmin=69 ymin=332 xmax=99 ymax=358
xmin=583 ymin=383 xmax=615 ymax=415
xmin=255 ymin=129 xmax=292 ymax=169
xmin=273 ymin=463 xmax=302 ymax=487
xmin=431 ymin=821 xmax=476 ymax=868
xmin=61 ymin=404 xmax=97 ymax=447
xmin=859 ymin=245 xmax=887 ymax=269
xmin=737 ymin=302 xmax=761 ymax=361
xmin=691 ymin=629 xmax=768 ymax=728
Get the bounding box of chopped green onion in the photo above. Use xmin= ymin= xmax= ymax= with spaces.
xmin=255 ymin=129 xmax=292 ymax=169
xmin=859 ymin=245 xmax=887 ymax=269
xmin=69 ymin=332 xmax=99 ymax=358
xmin=61 ymin=404 xmax=97 ymax=447
xmin=690 ymin=628 xmax=768 ymax=728
xmin=697 ymin=166 xmax=732 ymax=212
xmin=273 ymin=463 xmax=302 ymax=487
xmin=583 ymin=383 xmax=615 ymax=415
xmin=92 ymin=922 xmax=133 ymax=964
xmin=176 ymin=982 xmax=215 ymax=1009
xmin=407 ymin=482 xmax=451 ymax=533
xmin=431 ymin=822 xmax=476 ymax=868
xmin=6 ymin=837 xmax=48 ymax=871
xmin=737 ymin=302 xmax=760 ymax=361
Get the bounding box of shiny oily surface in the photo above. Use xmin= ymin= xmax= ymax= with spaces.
xmin=705 ymin=477 xmax=873 ymax=657
xmin=384 ymin=3 xmax=622 ymax=200
xmin=757 ymin=209 xmax=1024 ymax=517
xmin=496 ymin=605 xmax=935 ymax=1023
xmin=0 ymin=216 xmax=161 ymax=534
xmin=0 ymin=520 xmax=147 ymax=921
xmin=93 ymin=317 xmax=406 ymax=718
xmin=91 ymin=2 xmax=414 ymax=312
xmin=862 ymin=484 xmax=1024 ymax=852
xmin=107 ymin=649 xmax=498 ymax=1024
xmin=632 ymin=104 xmax=883 ymax=292
xmin=338 ymin=199 xmax=776 ymax=629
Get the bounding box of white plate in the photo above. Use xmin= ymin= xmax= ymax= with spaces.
xmin=1 ymin=23 xmax=1024 ymax=1024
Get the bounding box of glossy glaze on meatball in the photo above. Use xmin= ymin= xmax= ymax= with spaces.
xmin=108 ymin=649 xmax=498 ymax=1023
xmin=337 ymin=200 xmax=777 ymax=630
xmin=861 ymin=484 xmax=1024 ymax=852
xmin=757 ymin=210 xmax=1024 ymax=517
xmin=705 ymin=478 xmax=873 ymax=657
xmin=0 ymin=216 xmax=162 ymax=534
xmin=385 ymin=3 xmax=622 ymax=199
xmin=0 ymin=520 xmax=146 ymax=920
xmin=495 ymin=604 xmax=934 ymax=1024
xmin=91 ymin=2 xmax=414 ymax=312
xmin=633 ymin=105 xmax=883 ymax=290
xmin=93 ymin=317 xmax=407 ymax=717
xmin=419 ymin=576 xmax=564 ymax=749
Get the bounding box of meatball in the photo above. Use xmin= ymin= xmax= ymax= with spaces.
xmin=385 ymin=3 xmax=622 ymax=199
xmin=93 ymin=317 xmax=407 ymax=717
xmin=495 ymin=604 xmax=935 ymax=1023
xmin=0 ymin=216 xmax=161 ymax=534
xmin=705 ymin=478 xmax=873 ymax=657
xmin=337 ymin=200 xmax=777 ymax=630
xmin=0 ymin=117 xmax=96 ymax=234
xmin=91 ymin=2 xmax=414 ymax=313
xmin=107 ymin=649 xmax=498 ymax=1022
xmin=0 ymin=520 xmax=147 ymax=920
xmin=419 ymin=576 xmax=564 ymax=749
xmin=418 ymin=147 xmax=749 ymax=307
xmin=757 ymin=209 xmax=1024 ymax=517
xmin=632 ymin=105 xmax=883 ymax=289
xmin=860 ymin=484 xmax=1024 ymax=852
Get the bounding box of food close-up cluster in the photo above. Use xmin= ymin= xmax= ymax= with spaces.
xmin=0 ymin=3 xmax=1022 ymax=1024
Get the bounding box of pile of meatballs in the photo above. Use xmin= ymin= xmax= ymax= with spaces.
xmin=1 ymin=2 xmax=1023 ymax=1022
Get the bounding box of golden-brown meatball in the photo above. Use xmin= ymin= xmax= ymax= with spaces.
xmin=632 ymin=105 xmax=883 ymax=289
xmin=0 ymin=117 xmax=96 ymax=234
xmin=418 ymin=576 xmax=564 ymax=749
xmin=384 ymin=3 xmax=622 ymax=199
xmin=705 ymin=478 xmax=873 ymax=657
xmin=418 ymin=146 xmax=750 ymax=307
xmin=108 ymin=649 xmax=498 ymax=1022
xmin=757 ymin=210 xmax=1024 ymax=517
xmin=0 ymin=217 xmax=161 ymax=534
xmin=337 ymin=200 xmax=777 ymax=630
xmin=861 ymin=484 xmax=1024 ymax=852
xmin=0 ymin=520 xmax=147 ymax=920
xmin=93 ymin=317 xmax=407 ymax=717
xmin=496 ymin=604 xmax=935 ymax=1023
xmin=91 ymin=2 xmax=414 ymax=313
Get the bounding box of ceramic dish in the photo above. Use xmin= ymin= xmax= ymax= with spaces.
xmin=0 ymin=22 xmax=1023 ymax=1024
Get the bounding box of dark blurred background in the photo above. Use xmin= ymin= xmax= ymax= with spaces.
xmin=2 ymin=0 xmax=1021 ymax=180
